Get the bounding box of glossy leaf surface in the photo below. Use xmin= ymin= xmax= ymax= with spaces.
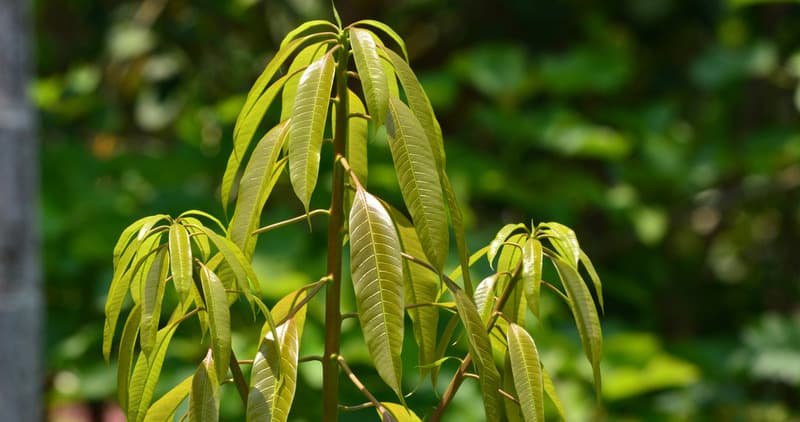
xmin=189 ymin=351 xmax=219 ymax=422
xmin=199 ymin=264 xmax=231 ymax=381
xmin=350 ymin=27 xmax=389 ymax=127
xmin=508 ymin=323 xmax=545 ymax=422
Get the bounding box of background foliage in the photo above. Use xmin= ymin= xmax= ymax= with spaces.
xmin=40 ymin=0 xmax=800 ymax=420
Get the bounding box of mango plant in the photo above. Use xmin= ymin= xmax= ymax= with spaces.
xmin=103 ymin=10 xmax=604 ymax=422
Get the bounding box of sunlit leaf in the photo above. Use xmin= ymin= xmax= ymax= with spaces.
xmin=196 ymin=226 xmax=259 ymax=299
xmin=189 ymin=350 xmax=219 ymax=422
xmin=348 ymin=189 xmax=405 ymax=398
xmin=113 ymin=214 xmax=168 ymax=270
xmin=143 ymin=375 xmax=192 ymax=422
xmin=542 ymin=367 xmax=566 ymax=421
xmin=229 ymin=121 xmax=290 ymax=256
xmin=141 ymin=248 xmax=168 ymax=358
xmin=281 ymin=42 xmax=330 ymax=122
xmin=386 ymin=96 xmax=448 ymax=271
xmin=497 ymin=233 xmax=527 ymax=326
xmin=117 ymin=304 xmax=141 ymax=414
xmin=522 ymin=237 xmax=544 ymax=318
xmin=181 ymin=217 xmax=211 ymax=261
xmin=579 ymin=249 xmax=604 ymax=314
xmin=384 ymin=203 xmax=439 ymax=375
xmin=487 ymin=223 xmax=527 ymax=269
xmin=247 ymin=320 xmax=300 ymax=422
xmin=199 ymin=264 xmax=232 ymax=381
xmin=351 ymin=28 xmax=389 ymax=127
xmin=474 ymin=274 xmax=498 ymax=323
xmin=169 ymin=223 xmax=193 ymax=305
xmin=345 ymin=90 xmax=369 ymax=185
xmin=445 ymin=279 xmax=502 ymax=422
xmin=278 ymin=20 xmax=338 ymax=50
xmin=378 ymin=402 xmax=421 ymax=422
xmin=552 ymin=257 xmax=603 ymax=399
xmin=540 ymin=222 xmax=579 ymax=266
xmin=442 ymin=173 xmax=473 ymax=295
xmin=353 ymin=19 xmax=409 ymax=60
xmin=502 ymin=355 xmax=524 ymax=422
xmin=431 ymin=312 xmax=461 ymax=392
xmin=288 ymin=52 xmax=335 ymax=213
xmin=507 ymin=323 xmax=545 ymax=422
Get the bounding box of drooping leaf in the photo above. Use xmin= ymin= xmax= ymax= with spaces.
xmin=117 ymin=304 xmax=142 ymax=414
xmin=552 ymin=257 xmax=603 ymax=399
xmin=143 ymin=375 xmax=193 ymax=422
xmin=502 ymin=355 xmax=524 ymax=422
xmin=104 ymin=230 xmax=163 ymax=361
xmin=382 ymin=48 xmax=444 ymax=168
xmin=431 ymin=312 xmax=461 ymax=392
xmin=579 ymin=249 xmax=604 ymax=313
xmin=181 ymin=217 xmax=211 ymax=261
xmin=353 ymin=19 xmax=409 ymax=60
xmin=247 ymin=320 xmax=300 ymax=422
xmin=278 ymin=20 xmax=338 ymax=50
xmin=177 ymin=210 xmax=227 ymax=234
xmin=196 ymin=226 xmax=260 ymax=298
xmin=507 ymin=323 xmax=545 ymax=422
xmin=444 ymin=279 xmax=502 ymax=422
xmin=348 ymin=189 xmax=405 ymax=399
xmin=497 ymin=233 xmax=528 ymax=326
xmin=487 ymin=223 xmax=527 ymax=269
xmin=345 ymin=90 xmax=369 ymax=185
xmin=140 ymin=248 xmax=169 ymax=358
xmin=522 ymin=237 xmax=544 ymax=318
xmin=288 ymin=52 xmax=335 ymax=213
xmin=281 ymin=42 xmax=330 ymax=122
xmin=474 ymin=274 xmax=498 ymax=323
xmin=350 ymin=27 xmax=389 ymax=127
xmin=169 ymin=223 xmax=193 ymax=305
xmin=442 ymin=173 xmax=473 ymax=295
xmin=386 ymin=96 xmax=448 ymax=271
xmin=384 ymin=203 xmax=439 ymax=375
xmin=129 ymin=235 xmax=163 ymax=306
xmin=189 ymin=350 xmax=219 ymax=422
xmin=542 ymin=366 xmax=567 ymax=421
xmin=229 ymin=121 xmax=290 ymax=256
xmin=199 ymin=264 xmax=232 ymax=381
xmin=113 ymin=214 xmax=169 ymax=269
xmin=540 ymin=222 xmax=580 ymax=266
xmin=378 ymin=402 xmax=422 ymax=422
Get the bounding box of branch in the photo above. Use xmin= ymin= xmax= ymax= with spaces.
xmin=337 ymin=155 xmax=364 ymax=191
xmin=275 ymin=276 xmax=331 ymax=327
xmin=337 ymin=355 xmax=391 ymax=419
xmin=251 ymin=209 xmax=330 ymax=235
xmin=229 ymin=350 xmax=249 ymax=405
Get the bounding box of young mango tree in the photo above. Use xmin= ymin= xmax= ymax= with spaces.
xmin=103 ymin=11 xmax=604 ymax=422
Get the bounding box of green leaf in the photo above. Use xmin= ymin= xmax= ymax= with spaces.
xmin=487 ymin=223 xmax=527 ymax=269
xmin=522 ymin=237 xmax=544 ymax=319
xmin=497 ymin=233 xmax=528 ymax=326
xmin=104 ymin=230 xmax=162 ymax=361
xmin=229 ymin=121 xmax=290 ymax=256
xmin=197 ymin=226 xmax=260 ymax=299
xmin=113 ymin=214 xmax=169 ymax=269
xmin=542 ymin=367 xmax=566 ymax=421
xmin=431 ymin=312 xmax=461 ymax=392
xmin=540 ymin=222 xmax=580 ymax=266
xmin=177 ymin=210 xmax=227 ymax=234
xmin=353 ymin=19 xmax=409 ymax=60
xmin=507 ymin=323 xmax=545 ymax=422
xmin=384 ymin=203 xmax=439 ymax=375
xmin=348 ymin=189 xmax=405 ymax=399
xmin=117 ymin=304 xmax=142 ymax=414
xmin=552 ymin=257 xmax=603 ymax=400
xmin=442 ymin=173 xmax=473 ymax=294
xmin=382 ymin=48 xmax=444 ymax=168
xmin=143 ymin=375 xmax=193 ymax=422
xmin=345 ymin=90 xmax=369 ymax=185
xmin=247 ymin=319 xmax=301 ymax=422
xmin=288 ymin=52 xmax=335 ymax=213
xmin=189 ymin=350 xmax=219 ymax=422
xmin=281 ymin=42 xmax=330 ymax=122
xmin=199 ymin=264 xmax=232 ymax=381
xmin=140 ymin=248 xmax=168 ymax=359
xmin=444 ymin=279 xmax=502 ymax=422
xmin=350 ymin=28 xmax=389 ymax=127
xmin=579 ymin=249 xmax=604 ymax=314
xmin=378 ymin=402 xmax=421 ymax=422
xmin=269 ymin=288 xmax=308 ymax=338
xmin=181 ymin=217 xmax=211 ymax=261
xmin=386 ymin=96 xmax=448 ymax=271
xmin=279 ymin=20 xmax=338 ymax=50
xmin=474 ymin=274 xmax=498 ymax=323
xmin=129 ymin=306 xmax=186 ymax=422
xmin=169 ymin=223 xmax=193 ymax=305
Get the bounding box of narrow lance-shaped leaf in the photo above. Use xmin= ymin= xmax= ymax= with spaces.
xmin=497 ymin=233 xmax=528 ymax=326
xmin=507 ymin=323 xmax=545 ymax=422
xmin=247 ymin=318 xmax=301 ymax=422
xmin=281 ymin=42 xmax=330 ymax=121
xmin=181 ymin=217 xmax=211 ymax=261
xmin=487 ymin=223 xmax=527 ymax=269
xmin=522 ymin=237 xmax=544 ymax=319
xmin=502 ymin=355 xmax=524 ymax=422
xmin=444 ymin=279 xmax=502 ymax=422
xmin=442 ymin=173 xmax=474 ymax=294
xmin=229 ymin=121 xmax=290 ymax=255
xmin=189 ymin=350 xmax=219 ymax=422
xmin=541 ymin=222 xmax=580 ymax=266
xmin=345 ymin=90 xmax=368 ymax=185
xmin=143 ymin=375 xmax=193 ymax=422
xmin=542 ymin=366 xmax=567 ymax=421
xmin=288 ymin=52 xmax=335 ymax=213
xmin=170 ymin=222 xmax=193 ymax=305
xmin=349 ymin=189 xmax=405 ymax=399
xmin=140 ymin=248 xmax=168 ymax=359
xmin=378 ymin=402 xmax=422 ymax=422
xmin=113 ymin=214 xmax=168 ymax=269
xmin=384 ymin=202 xmax=439 ymax=375
xmin=580 ymin=249 xmax=604 ymax=313
xmin=552 ymin=257 xmax=603 ymax=399
xmin=474 ymin=274 xmax=498 ymax=323
xmin=199 ymin=264 xmax=232 ymax=381
xmin=350 ymin=27 xmax=389 ymax=127
xmin=197 ymin=226 xmax=259 ymax=299
xmin=278 ymin=20 xmax=338 ymax=50
xmin=353 ymin=19 xmax=409 ymax=60
xmin=386 ymin=96 xmax=449 ymax=271
xmin=117 ymin=304 xmax=142 ymax=414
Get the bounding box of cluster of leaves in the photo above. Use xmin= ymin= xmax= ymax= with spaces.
xmin=103 ymin=14 xmax=605 ymax=422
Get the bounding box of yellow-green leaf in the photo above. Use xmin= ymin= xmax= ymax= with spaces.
xmin=199 ymin=264 xmax=231 ymax=381
xmin=346 ymin=90 xmax=369 ymax=185
xmin=386 ymin=96 xmax=448 ymax=271
xmin=474 ymin=274 xmax=498 ymax=323
xmin=169 ymin=223 xmax=193 ymax=305
xmin=281 ymin=42 xmax=330 ymax=122
xmin=487 ymin=223 xmax=527 ymax=269
xmin=579 ymin=249 xmax=604 ymax=314
xmin=247 ymin=319 xmax=300 ymax=422
xmin=444 ymin=279 xmax=502 ymax=422
xmin=522 ymin=237 xmax=544 ymax=319
xmin=541 ymin=222 xmax=580 ymax=266
xmin=507 ymin=323 xmax=545 ymax=422
xmin=288 ymin=52 xmax=335 ymax=213
xmin=442 ymin=173 xmax=473 ymax=295
xmin=189 ymin=350 xmax=219 ymax=422
xmin=143 ymin=375 xmax=193 ymax=422
xmin=117 ymin=304 xmax=142 ymax=414
xmin=552 ymin=257 xmax=603 ymax=399
xmin=278 ymin=20 xmax=338 ymax=50
xmin=140 ymin=248 xmax=168 ymax=358
xmin=378 ymin=402 xmax=421 ymax=422
xmin=181 ymin=217 xmax=210 ymax=261
xmin=197 ymin=226 xmax=259 ymax=298
xmin=350 ymin=28 xmax=389 ymax=127
xmin=502 ymin=355 xmax=524 ymax=422
xmin=349 ymin=189 xmax=405 ymax=399
xmin=542 ymin=366 xmax=567 ymax=421
xmin=353 ymin=19 xmax=409 ymax=60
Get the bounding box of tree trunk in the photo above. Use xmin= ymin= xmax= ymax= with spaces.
xmin=0 ymin=0 xmax=42 ymax=420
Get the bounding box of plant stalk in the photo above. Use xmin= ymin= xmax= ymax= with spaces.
xmin=322 ymin=34 xmax=350 ymax=422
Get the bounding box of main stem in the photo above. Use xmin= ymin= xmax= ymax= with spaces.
xmin=322 ymin=34 xmax=349 ymax=422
